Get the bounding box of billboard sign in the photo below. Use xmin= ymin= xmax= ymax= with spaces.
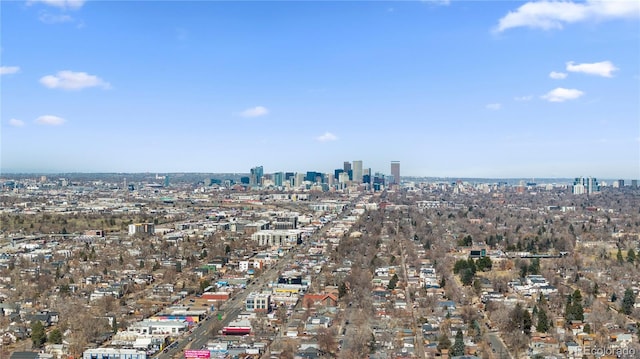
xmin=184 ymin=350 xmax=210 ymax=358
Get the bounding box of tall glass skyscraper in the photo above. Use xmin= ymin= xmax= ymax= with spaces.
xmin=274 ymin=172 xmax=284 ymax=187
xmin=250 ymin=166 xmax=264 ymax=187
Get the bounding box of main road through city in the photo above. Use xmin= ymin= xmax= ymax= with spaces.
xmin=156 ymin=250 xmax=297 ymax=359
xmin=155 ymin=204 xmax=352 ymax=359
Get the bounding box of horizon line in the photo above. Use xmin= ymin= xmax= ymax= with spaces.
xmin=1 ymin=171 xmax=635 ymax=181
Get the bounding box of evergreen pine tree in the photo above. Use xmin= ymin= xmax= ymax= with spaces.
xmin=536 ymin=308 xmax=549 ymax=333
xmin=622 ymin=288 xmax=636 ymax=315
xmin=523 ymin=310 xmax=533 ymax=335
xmin=564 ymin=295 xmax=573 ymax=320
xmin=387 ymin=274 xmax=399 ymax=290
xmin=572 ymin=290 xmax=584 ymax=321
xmin=451 ymin=330 xmax=465 ymax=356
xmin=338 ymin=282 xmax=347 ymax=298
xmin=565 ymin=290 xmax=584 ymax=321
xmin=48 ymin=328 xmax=63 ymax=344
xmin=627 ymin=248 xmax=636 ymax=263
xmin=31 ymin=321 xmax=47 ymax=348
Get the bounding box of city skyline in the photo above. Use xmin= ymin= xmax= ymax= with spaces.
xmin=1 ymin=1 xmax=639 ymax=178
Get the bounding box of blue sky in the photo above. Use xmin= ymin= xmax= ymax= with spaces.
xmin=1 ymin=0 xmax=639 ymax=178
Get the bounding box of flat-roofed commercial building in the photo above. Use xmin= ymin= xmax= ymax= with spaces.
xmin=83 ymin=348 xmax=147 ymax=359
xmin=251 ymin=230 xmax=302 ymax=247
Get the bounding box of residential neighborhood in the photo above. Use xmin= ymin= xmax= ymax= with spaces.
xmin=0 ymin=170 xmax=639 ymax=359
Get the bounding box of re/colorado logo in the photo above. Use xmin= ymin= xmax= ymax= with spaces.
xmin=586 ymin=346 xmax=636 ymax=358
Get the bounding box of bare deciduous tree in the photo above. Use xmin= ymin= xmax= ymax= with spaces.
xmin=316 ymin=327 xmax=338 ymax=357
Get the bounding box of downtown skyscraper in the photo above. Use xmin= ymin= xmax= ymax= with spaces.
xmin=391 ymin=161 xmax=400 ymax=184
xmin=352 ymin=160 xmax=363 ymax=183
xmin=250 ymin=166 xmax=264 ymax=187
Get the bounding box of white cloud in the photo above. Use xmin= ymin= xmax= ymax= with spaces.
xmin=485 ymin=103 xmax=502 ymax=110
xmin=566 ymin=61 xmax=618 ymax=77
xmin=514 ymin=95 xmax=533 ymax=101
xmin=495 ymin=0 xmax=640 ymax=32
xmin=28 ymin=0 xmax=85 ymax=10
xmin=549 ymin=71 xmax=567 ymax=79
xmin=35 ymin=115 xmax=66 ymax=126
xmin=316 ymin=132 xmax=338 ymax=142
xmin=0 ymin=66 xmax=20 ymax=75
xmin=238 ymin=106 xmax=269 ymax=118
xmin=541 ymin=87 xmax=584 ymax=102
xmin=38 ymin=12 xmax=74 ymax=24
xmin=9 ymin=119 xmax=25 ymax=127
xmin=40 ymin=70 xmax=111 ymax=90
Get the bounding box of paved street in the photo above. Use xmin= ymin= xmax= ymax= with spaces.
xmin=400 ymin=239 xmax=425 ymax=358
xmin=488 ymin=331 xmax=514 ymax=359
xmin=155 ymin=208 xmax=348 ymax=359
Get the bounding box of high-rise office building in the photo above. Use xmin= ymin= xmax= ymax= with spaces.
xmin=352 ymin=160 xmax=363 ymax=183
xmin=338 ymin=172 xmax=350 ymax=184
xmin=343 ymin=161 xmax=352 ymax=173
xmin=274 ymin=172 xmax=284 ymax=187
xmin=306 ymin=171 xmax=323 ymax=183
xmin=618 ymin=179 xmax=625 ymax=187
xmin=573 ymin=176 xmax=599 ymax=194
xmin=586 ymin=177 xmax=598 ymax=194
xmin=363 ymin=174 xmax=371 ymax=185
xmin=250 ymin=166 xmax=264 ymax=187
xmin=326 ymin=173 xmax=334 ymax=185
xmin=391 ymin=161 xmax=400 ymax=184
xmin=365 ymin=168 xmax=372 ymax=188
